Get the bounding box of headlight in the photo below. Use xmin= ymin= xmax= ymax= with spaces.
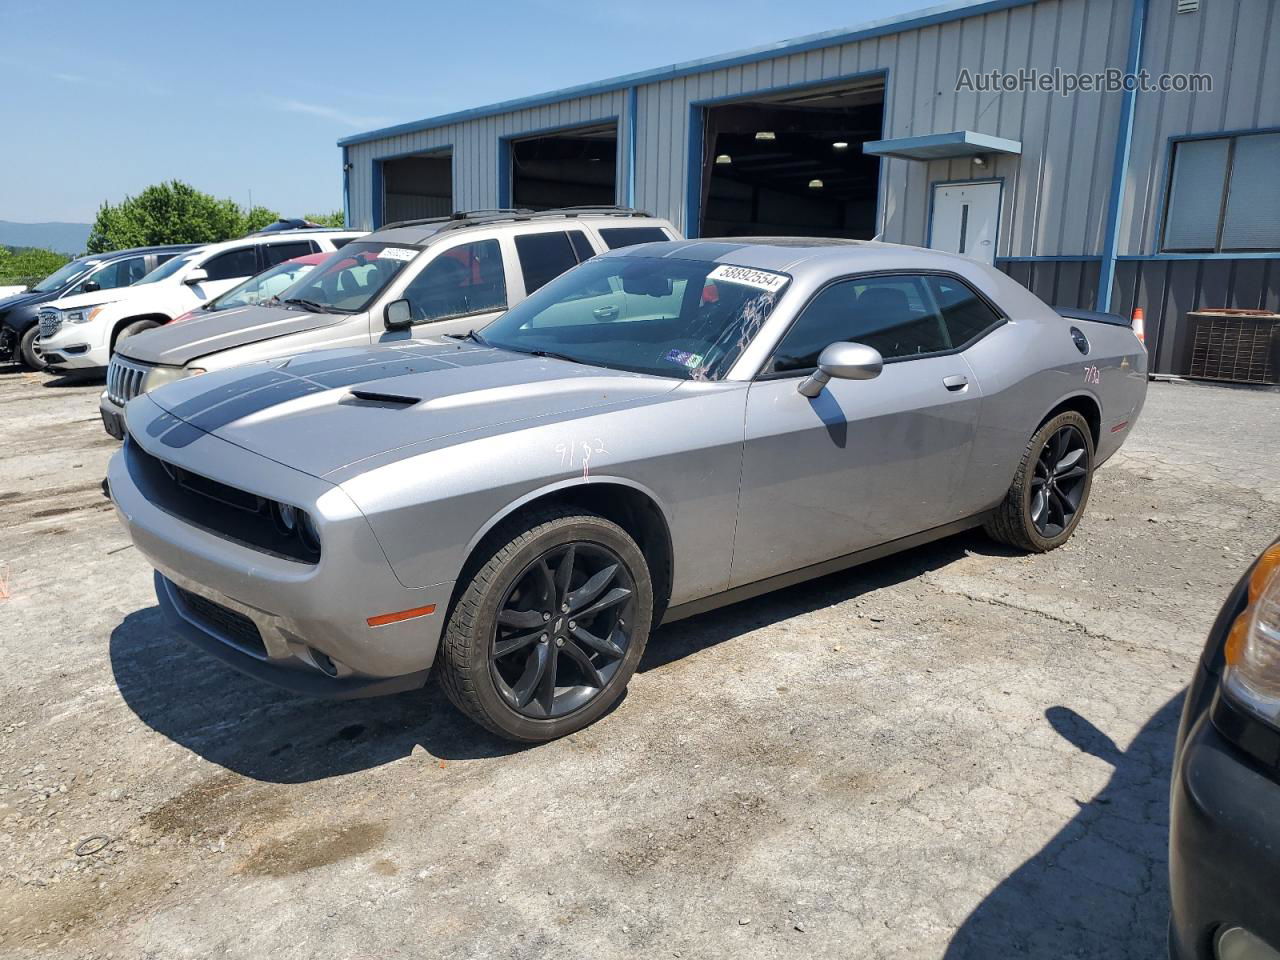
xmin=66 ymin=304 xmax=108 ymax=324
xmin=1224 ymin=543 xmax=1280 ymax=728
xmin=141 ymin=365 xmax=206 ymax=392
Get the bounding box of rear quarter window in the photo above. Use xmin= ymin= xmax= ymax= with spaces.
xmin=598 ymin=226 xmax=670 ymax=249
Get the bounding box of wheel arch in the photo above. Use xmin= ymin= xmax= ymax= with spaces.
xmin=454 ymin=476 xmax=676 ymax=624
xmin=1039 ymin=391 xmax=1101 ymax=450
xmin=109 ymin=313 xmax=172 ymax=353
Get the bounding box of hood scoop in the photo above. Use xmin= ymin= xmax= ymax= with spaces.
xmin=345 ymin=389 xmax=421 ymax=408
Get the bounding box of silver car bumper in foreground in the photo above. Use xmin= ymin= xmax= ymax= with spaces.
xmin=108 ymin=396 xmax=455 ymax=698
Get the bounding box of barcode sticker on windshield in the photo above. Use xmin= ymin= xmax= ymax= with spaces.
xmin=707 ymin=264 xmax=788 ymax=292
xmin=378 ymin=247 xmax=418 ymax=262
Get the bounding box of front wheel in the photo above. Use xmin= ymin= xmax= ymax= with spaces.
xmin=984 ymin=410 xmax=1094 ymax=552
xmin=19 ymin=325 xmax=47 ymax=371
xmin=437 ymin=507 xmax=653 ymax=742
xmin=113 ymin=318 xmax=161 ymax=353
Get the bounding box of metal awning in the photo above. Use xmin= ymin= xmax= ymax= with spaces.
xmin=862 ymin=131 xmax=1022 ymax=161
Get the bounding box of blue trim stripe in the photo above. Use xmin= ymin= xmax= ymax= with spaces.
xmin=1097 ymin=0 xmax=1148 ymax=312
xmin=341 ymin=146 xmax=350 ymax=228
xmin=337 ymin=0 xmax=1036 ymax=148
xmin=627 ymin=86 xmax=638 ymax=208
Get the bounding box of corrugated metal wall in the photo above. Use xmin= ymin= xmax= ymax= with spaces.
xmin=346 ymin=90 xmax=630 ymax=231
xmin=1119 ymin=0 xmax=1280 ymax=254
xmin=347 ymin=0 xmax=1132 ymax=256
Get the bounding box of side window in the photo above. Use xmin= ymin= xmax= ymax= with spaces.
xmin=330 ymin=236 xmax=355 ymax=250
xmin=202 ymin=247 xmax=259 ymax=282
xmin=514 ymin=231 xmax=579 ymax=294
xmin=401 ymin=239 xmax=507 ymax=324
xmin=262 ymin=241 xmax=313 ymax=266
xmin=770 ymin=274 xmax=951 ymax=372
xmin=928 ymin=276 xmax=1002 ymax=347
xmin=598 ymin=226 xmax=669 ymax=249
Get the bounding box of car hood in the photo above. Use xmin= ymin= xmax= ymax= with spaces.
xmin=139 ymin=341 xmax=682 ymax=478
xmin=47 ymin=287 xmax=139 ymax=311
xmin=0 ymin=289 xmax=46 ymax=311
xmin=116 ymin=304 xmax=348 ymax=366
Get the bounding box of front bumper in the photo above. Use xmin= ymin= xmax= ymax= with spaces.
xmin=99 ymin=392 xmax=125 ymax=440
xmin=108 ymin=396 xmax=455 ymax=696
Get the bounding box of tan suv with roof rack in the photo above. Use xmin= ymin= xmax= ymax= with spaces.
xmin=99 ymin=207 xmax=678 ymax=439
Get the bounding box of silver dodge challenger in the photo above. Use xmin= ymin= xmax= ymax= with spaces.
xmin=108 ymin=238 xmax=1148 ymax=741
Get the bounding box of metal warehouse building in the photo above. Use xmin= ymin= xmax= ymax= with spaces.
xmin=340 ymin=0 xmax=1280 ymax=378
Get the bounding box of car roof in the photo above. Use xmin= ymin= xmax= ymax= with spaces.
xmin=368 ymin=207 xmax=667 ymax=246
xmin=196 ymin=229 xmax=363 ymax=254
xmin=606 ymin=236 xmax=992 ymax=277
xmin=83 ymin=243 xmax=203 ymax=261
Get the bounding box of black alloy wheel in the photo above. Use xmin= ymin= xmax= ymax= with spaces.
xmin=490 ymin=541 xmax=637 ymax=719
xmin=1030 ymin=424 xmax=1089 ymax=538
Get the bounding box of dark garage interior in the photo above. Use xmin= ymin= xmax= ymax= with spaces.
xmin=698 ymin=82 xmax=884 ymax=238
xmin=381 ymin=150 xmax=453 ymax=224
xmin=509 ymin=123 xmax=618 ymax=210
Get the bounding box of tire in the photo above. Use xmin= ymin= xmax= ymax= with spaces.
xmin=438 ymin=507 xmax=654 ymax=742
xmin=18 ymin=325 xmax=47 ymax=371
xmin=113 ymin=319 xmax=161 ymax=352
xmin=984 ymin=410 xmax=1094 ymax=553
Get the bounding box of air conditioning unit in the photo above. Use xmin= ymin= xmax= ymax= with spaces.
xmin=1187 ymin=309 xmax=1280 ymax=385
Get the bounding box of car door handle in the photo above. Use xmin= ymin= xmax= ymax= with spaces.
xmin=593 ymin=306 xmax=619 ymax=320
xmin=942 ymin=374 xmax=969 ymax=391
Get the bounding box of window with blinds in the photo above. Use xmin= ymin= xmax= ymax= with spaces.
xmin=1162 ymin=132 xmax=1280 ymax=252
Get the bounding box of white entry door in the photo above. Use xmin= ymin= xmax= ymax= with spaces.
xmin=929 ymin=181 xmax=1001 ymax=264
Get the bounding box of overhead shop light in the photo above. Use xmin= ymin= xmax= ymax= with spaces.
xmin=715 ymin=154 xmax=732 ymax=164
xmin=754 ymin=131 xmax=776 ymax=141
xmin=808 ymin=179 xmax=824 ymax=189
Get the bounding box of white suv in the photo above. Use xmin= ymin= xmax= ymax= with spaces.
xmin=38 ymin=228 xmax=365 ymax=373
xmin=99 ymin=208 xmax=678 ymax=438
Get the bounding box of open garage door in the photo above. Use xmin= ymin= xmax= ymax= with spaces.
xmin=381 ymin=151 xmax=453 ymax=224
xmin=697 ymin=81 xmax=884 ymax=238
xmin=509 ymin=123 xmax=618 ymax=210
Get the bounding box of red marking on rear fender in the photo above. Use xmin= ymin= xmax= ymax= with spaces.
xmin=1110 ymin=421 xmax=1129 ymax=433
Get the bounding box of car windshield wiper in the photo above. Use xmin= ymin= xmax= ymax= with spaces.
xmin=282 ymin=297 xmax=337 ymax=314
xmin=526 ymin=349 xmax=590 ymax=366
xmin=445 ymin=329 xmax=488 ymax=345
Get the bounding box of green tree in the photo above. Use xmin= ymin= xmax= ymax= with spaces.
xmin=304 ymin=211 xmax=346 ymax=228
xmin=86 ymin=181 xmax=280 ymax=253
xmin=0 ymin=247 xmax=70 ymax=286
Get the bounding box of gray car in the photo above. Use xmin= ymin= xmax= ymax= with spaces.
xmin=107 ymin=238 xmax=1148 ymax=741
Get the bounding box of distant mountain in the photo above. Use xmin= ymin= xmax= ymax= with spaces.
xmin=0 ymin=221 xmax=92 ymax=255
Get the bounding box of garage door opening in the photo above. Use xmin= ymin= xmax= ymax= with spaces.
xmin=509 ymin=123 xmax=618 ymax=210
xmin=697 ymin=81 xmax=884 ymax=238
xmin=380 ymin=150 xmax=453 ymax=225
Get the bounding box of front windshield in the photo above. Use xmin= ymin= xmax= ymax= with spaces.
xmin=274 ymin=241 xmax=420 ymax=313
xmin=211 ymin=260 xmax=317 ymax=311
xmin=135 ymin=254 xmax=197 ymax=285
xmin=480 ymin=256 xmax=791 ymax=380
xmin=33 ymin=259 xmax=95 ymax=293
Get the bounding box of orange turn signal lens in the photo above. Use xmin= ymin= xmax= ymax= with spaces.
xmin=366 ymin=604 xmax=436 ymax=628
xmin=1225 ymin=544 xmax=1280 ymax=667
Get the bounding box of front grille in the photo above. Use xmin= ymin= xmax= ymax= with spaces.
xmin=125 ymin=438 xmax=320 ymax=564
xmin=38 ymin=308 xmax=61 ymax=338
xmin=107 ymin=356 xmax=150 ymax=405
xmin=174 ymin=585 xmax=267 ymax=657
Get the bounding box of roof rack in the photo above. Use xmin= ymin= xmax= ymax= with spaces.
xmin=379 ymin=205 xmax=654 ymax=233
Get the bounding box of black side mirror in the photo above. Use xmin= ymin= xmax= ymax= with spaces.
xmin=80 ymin=280 xmax=100 ymax=293
xmin=384 ymin=299 xmax=413 ymax=330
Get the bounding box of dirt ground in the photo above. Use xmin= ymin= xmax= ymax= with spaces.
xmin=1 ymin=365 xmax=1277 ymax=960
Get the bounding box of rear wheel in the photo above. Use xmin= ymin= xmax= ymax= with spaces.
xmin=18 ymin=325 xmax=47 ymax=371
xmin=438 ymin=507 xmax=653 ymax=742
xmin=984 ymin=410 xmax=1094 ymax=552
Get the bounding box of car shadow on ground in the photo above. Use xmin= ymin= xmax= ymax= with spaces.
xmin=110 ymin=530 xmax=1002 ymax=785
xmin=640 ymin=529 xmax=1000 ymax=673
xmin=943 ymin=694 xmax=1182 ymax=959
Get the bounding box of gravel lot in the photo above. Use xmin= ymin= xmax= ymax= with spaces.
xmin=1 ymin=365 xmax=1277 ymax=960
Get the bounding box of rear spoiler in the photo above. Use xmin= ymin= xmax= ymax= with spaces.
xmin=1053 ymin=306 xmax=1129 ymax=327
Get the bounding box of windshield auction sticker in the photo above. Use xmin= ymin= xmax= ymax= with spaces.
xmin=378 ymin=247 xmax=418 ymax=262
xmin=707 ymin=264 xmax=788 ymax=292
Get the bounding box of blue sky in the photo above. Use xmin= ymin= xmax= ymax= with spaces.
xmin=0 ymin=0 xmax=926 ymax=223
